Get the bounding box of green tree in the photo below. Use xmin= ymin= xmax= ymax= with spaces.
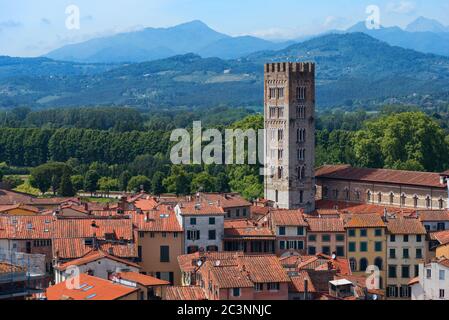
xmin=151 ymin=171 xmax=166 ymax=195
xmin=98 ymin=177 xmax=119 ymax=196
xmin=190 ymin=172 xmax=218 ymax=193
xmin=84 ymin=170 xmax=100 ymax=195
xmin=30 ymin=162 xmax=72 ymax=195
xmin=353 ymin=112 xmax=449 ymax=171
xmin=163 ymin=166 xmax=191 ymax=196
xmin=127 ymin=175 xmax=151 ymax=192
xmin=59 ymin=168 xmax=76 ymax=197
xmin=71 ymin=175 xmax=84 ymax=191
xmin=119 ymin=170 xmax=132 ymax=191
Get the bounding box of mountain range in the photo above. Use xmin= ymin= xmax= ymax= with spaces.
xmin=2 ymin=32 xmax=449 ymax=109
xmin=45 ymin=20 xmax=293 ymax=63
xmin=343 ymin=18 xmax=449 ymax=57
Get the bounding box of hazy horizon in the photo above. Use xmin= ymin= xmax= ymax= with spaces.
xmin=1 ymin=0 xmax=449 ymax=57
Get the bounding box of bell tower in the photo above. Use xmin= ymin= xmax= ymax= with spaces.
xmin=264 ymin=62 xmax=316 ymax=212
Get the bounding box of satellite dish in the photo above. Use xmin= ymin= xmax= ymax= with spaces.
xmin=372 ymin=294 xmax=378 ymax=301
xmin=331 ymin=253 xmax=337 ymax=260
xmin=196 ymin=260 xmax=203 ymax=267
xmin=215 ymin=260 xmax=221 ymax=267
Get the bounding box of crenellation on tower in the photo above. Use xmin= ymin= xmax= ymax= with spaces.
xmin=264 ymin=61 xmax=316 ymax=212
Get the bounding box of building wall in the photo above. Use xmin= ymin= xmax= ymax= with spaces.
xmin=386 ymin=234 xmax=426 ymax=299
xmin=307 ymin=232 xmax=346 ymax=257
xmin=275 ymin=226 xmax=307 ymax=256
xmin=117 ymin=291 xmax=140 ymax=301
xmin=223 ymin=206 xmax=251 ymax=220
xmin=423 ymin=221 xmax=449 ymax=232
xmin=411 ymin=263 xmax=449 ymax=300
xmin=436 ymin=244 xmax=449 ymax=259
xmin=346 ymin=227 xmax=387 ymax=289
xmin=264 ymin=62 xmax=316 ymax=212
xmin=182 ymin=215 xmax=225 ymax=253
xmin=55 ymin=258 xmax=139 ymax=284
xmin=138 ymin=231 xmax=182 ymax=285
xmin=317 ymin=179 xmax=447 ymax=210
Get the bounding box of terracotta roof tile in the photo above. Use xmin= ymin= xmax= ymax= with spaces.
xmin=315 ymin=200 xmax=415 ymax=216
xmin=55 ymin=249 xmax=141 ymax=271
xmin=386 ymin=218 xmax=426 ymax=235
xmin=431 ymin=230 xmax=449 ymax=245
xmin=224 ymin=219 xmax=274 ymax=239
xmin=206 ymin=262 xmax=254 ymax=289
xmin=270 ymin=210 xmax=308 ymax=227
xmin=113 ymin=272 xmax=170 ymax=286
xmin=237 ymin=255 xmax=291 ymax=284
xmin=306 ymin=218 xmax=345 ymax=232
xmin=131 ymin=205 xmax=182 ymax=232
xmin=0 ymin=215 xmax=54 ymax=239
xmin=53 ymin=238 xmax=137 ymax=260
xmin=165 ymin=286 xmax=207 ymax=300
xmin=0 ymin=203 xmax=40 ymax=214
xmin=418 ymin=210 xmax=449 ymax=222
xmin=177 ymin=202 xmax=225 ymax=216
xmin=134 ymin=198 xmax=158 ymax=211
xmin=200 ymin=193 xmax=251 ymax=209
xmin=316 ymin=165 xmax=445 ymax=188
xmin=178 ymin=251 xmax=243 ymax=273
xmin=345 ymin=214 xmax=386 ymax=228
xmin=53 ymin=217 xmax=134 ymax=240
xmin=46 ymin=274 xmax=138 ymax=300
xmin=290 ymin=271 xmax=317 ymax=293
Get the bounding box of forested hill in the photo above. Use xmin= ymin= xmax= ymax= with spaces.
xmin=2 ymin=33 xmax=449 ymax=108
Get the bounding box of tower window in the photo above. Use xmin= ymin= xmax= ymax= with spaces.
xmin=299 ymin=190 xmax=304 ymax=204
xmin=269 ymin=88 xmax=276 ymax=99
xmin=277 ymin=88 xmax=284 ymax=98
xmin=278 ymin=129 xmax=284 ymax=141
xmin=296 ymin=86 xmax=306 ymax=100
xmin=297 ymin=105 xmax=306 ymax=119
xmin=275 ymin=190 xmax=279 ymax=203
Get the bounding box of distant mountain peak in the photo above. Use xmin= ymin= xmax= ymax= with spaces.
xmin=406 ymin=16 xmax=448 ymax=33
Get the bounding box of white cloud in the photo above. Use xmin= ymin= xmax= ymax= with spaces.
xmin=386 ymin=1 xmax=416 ymax=14
xmin=323 ymin=16 xmax=352 ymax=30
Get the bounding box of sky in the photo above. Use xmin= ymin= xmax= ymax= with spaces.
xmin=1 ymin=0 xmax=449 ymax=57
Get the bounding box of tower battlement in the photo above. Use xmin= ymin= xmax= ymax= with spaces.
xmin=264 ymin=62 xmax=315 ymax=74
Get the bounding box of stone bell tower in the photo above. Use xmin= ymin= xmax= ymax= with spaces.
xmin=264 ymin=62 xmax=316 ymax=212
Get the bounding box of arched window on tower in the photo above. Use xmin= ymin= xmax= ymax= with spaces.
xmin=401 ymin=194 xmax=406 ymax=207
xmin=426 ymin=196 xmax=431 ymax=209
xmin=367 ymin=190 xmax=372 ymax=203
xmin=389 ymin=192 xmax=395 ymax=205
xmin=377 ymin=192 xmax=382 ymax=204
xmin=413 ymin=195 xmax=419 ymax=208
xmin=439 ymin=198 xmax=445 ymax=210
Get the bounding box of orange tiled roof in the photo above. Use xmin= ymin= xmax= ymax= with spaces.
xmin=345 ymin=214 xmax=386 ymax=228
xmin=418 ymin=210 xmax=449 ymax=222
xmin=431 ymin=230 xmax=449 ymax=245
xmin=165 ymin=286 xmax=207 ymax=300
xmin=237 ymin=255 xmax=291 ymax=284
xmin=132 ymin=205 xmax=182 ymax=232
xmin=306 ymin=218 xmax=345 ymax=233
xmin=438 ymin=258 xmax=449 ymax=269
xmin=224 ymin=219 xmax=274 ymax=239
xmin=46 ymin=274 xmax=138 ymax=300
xmin=114 ymin=272 xmax=170 ymax=287
xmin=0 ymin=203 xmax=40 ymax=213
xmin=290 ymin=271 xmax=317 ymax=293
xmin=55 ymin=249 xmax=141 ymax=271
xmin=386 ymin=218 xmax=426 ymax=235
xmin=134 ymin=198 xmax=158 ymax=211
xmin=177 ymin=202 xmax=225 ymax=216
xmin=178 ymin=251 xmax=243 ymax=273
xmin=0 ymin=215 xmax=54 ymax=239
xmin=206 ymin=262 xmax=254 ymax=289
xmin=270 ymin=209 xmax=308 ymax=227
xmin=408 ymin=277 xmax=420 ymax=286
xmin=316 ymin=165 xmax=445 ymax=188
xmin=315 ymin=200 xmax=415 ymax=216
xmin=200 ymin=193 xmax=251 ymax=209
xmin=53 ymin=238 xmax=137 ymax=260
xmin=53 ymin=217 xmax=134 ymax=240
